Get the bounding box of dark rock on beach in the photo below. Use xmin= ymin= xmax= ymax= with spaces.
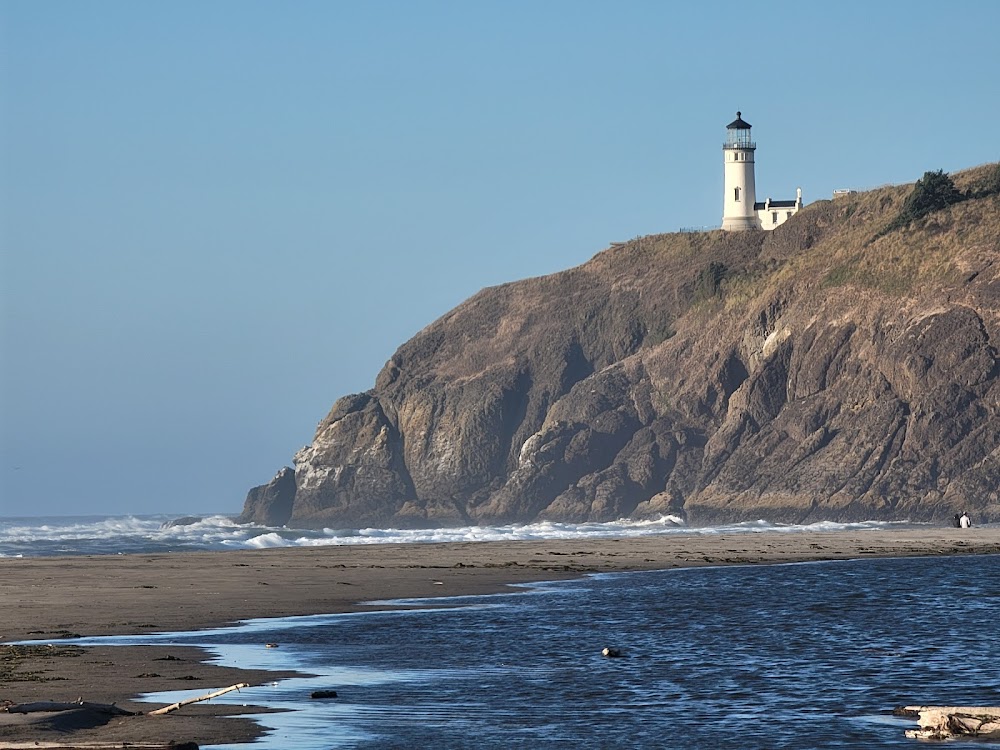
xmin=238 ymin=467 xmax=296 ymax=526
xmin=161 ymin=516 xmax=203 ymax=528
xmin=242 ymin=163 xmax=1000 ymax=528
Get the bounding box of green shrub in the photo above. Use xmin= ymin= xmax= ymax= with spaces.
xmin=903 ymin=170 xmax=963 ymax=218
xmin=875 ymin=169 xmax=965 ymax=239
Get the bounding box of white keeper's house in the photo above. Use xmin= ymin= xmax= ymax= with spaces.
xmin=721 ymin=111 xmax=802 ymax=231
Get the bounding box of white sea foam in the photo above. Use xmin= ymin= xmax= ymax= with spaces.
xmin=244 ymin=532 xmax=297 ymax=549
xmin=0 ymin=513 xmax=931 ymax=558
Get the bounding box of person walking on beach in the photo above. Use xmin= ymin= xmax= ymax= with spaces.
xmin=959 ymin=511 xmax=972 ymax=529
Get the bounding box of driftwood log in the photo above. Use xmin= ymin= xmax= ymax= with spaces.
xmin=3 ymin=700 xmax=135 ymax=716
xmin=147 ymin=682 xmax=249 ymax=716
xmin=902 ymin=706 xmax=1000 ymax=739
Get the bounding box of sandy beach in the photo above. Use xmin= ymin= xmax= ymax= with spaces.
xmin=2 ymin=527 xmax=999 ymax=748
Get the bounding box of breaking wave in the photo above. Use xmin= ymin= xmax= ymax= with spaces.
xmin=0 ymin=513 xmax=920 ymax=558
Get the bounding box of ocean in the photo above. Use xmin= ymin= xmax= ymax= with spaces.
xmin=0 ymin=513 xmax=924 ymax=558
xmin=5 ymin=515 xmax=999 ymax=748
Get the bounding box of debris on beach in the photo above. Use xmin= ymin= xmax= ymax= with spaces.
xmin=148 ymin=682 xmax=250 ymax=715
xmin=1 ymin=643 xmax=85 ymax=683
xmin=899 ymin=705 xmax=1000 ymax=739
xmin=0 ymin=686 xmax=246 ymax=747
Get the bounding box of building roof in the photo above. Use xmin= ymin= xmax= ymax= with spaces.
xmin=754 ymin=200 xmax=798 ymax=209
xmin=727 ymin=111 xmax=751 ymax=129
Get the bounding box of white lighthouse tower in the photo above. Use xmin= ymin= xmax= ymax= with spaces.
xmin=721 ymin=111 xmax=758 ymax=231
xmin=720 ymin=111 xmax=803 ymax=231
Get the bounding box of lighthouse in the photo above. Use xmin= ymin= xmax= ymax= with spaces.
xmin=721 ymin=111 xmax=802 ymax=231
xmin=721 ymin=112 xmax=758 ymax=231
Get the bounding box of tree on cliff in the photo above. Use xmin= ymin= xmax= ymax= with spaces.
xmin=879 ymin=169 xmax=964 ymax=237
xmin=903 ymin=169 xmax=963 ymax=219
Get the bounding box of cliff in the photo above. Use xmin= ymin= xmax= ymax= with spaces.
xmin=241 ymin=163 xmax=1000 ymax=528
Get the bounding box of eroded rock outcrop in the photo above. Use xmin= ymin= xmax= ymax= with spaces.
xmin=238 ymin=467 xmax=296 ymax=526
xmin=242 ymin=164 xmax=1000 ymax=528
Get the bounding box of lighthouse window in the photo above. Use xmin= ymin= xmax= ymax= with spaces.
xmin=772 ymin=212 xmax=778 ymax=224
xmin=734 ymin=187 xmax=741 ymax=202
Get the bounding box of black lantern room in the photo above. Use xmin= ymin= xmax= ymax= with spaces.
xmin=724 ymin=111 xmax=755 ymax=149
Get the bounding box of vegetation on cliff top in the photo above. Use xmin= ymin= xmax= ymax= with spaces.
xmin=875 ymin=165 xmax=1000 ymax=239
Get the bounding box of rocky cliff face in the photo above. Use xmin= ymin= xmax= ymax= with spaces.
xmin=241 ymin=164 xmax=1000 ymax=528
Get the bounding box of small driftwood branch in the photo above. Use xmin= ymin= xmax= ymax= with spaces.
xmin=147 ymin=682 xmax=249 ymax=716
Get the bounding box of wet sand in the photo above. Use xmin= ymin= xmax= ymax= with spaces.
xmin=2 ymin=528 xmax=998 ymax=747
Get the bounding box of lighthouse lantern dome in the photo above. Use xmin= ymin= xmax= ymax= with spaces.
xmin=725 ymin=111 xmax=755 ymax=149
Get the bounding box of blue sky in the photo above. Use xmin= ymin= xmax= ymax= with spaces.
xmin=2 ymin=1 xmax=998 ymax=517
